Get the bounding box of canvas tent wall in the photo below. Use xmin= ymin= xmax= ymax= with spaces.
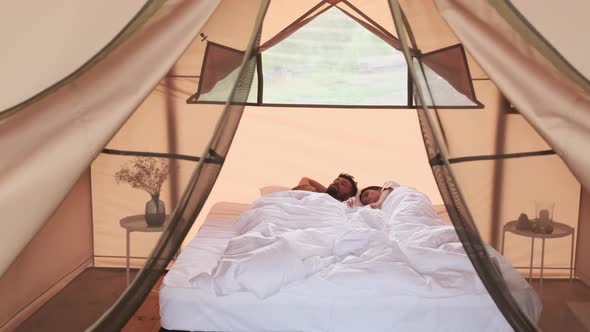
xmin=0 ymin=0 xmax=588 ymax=331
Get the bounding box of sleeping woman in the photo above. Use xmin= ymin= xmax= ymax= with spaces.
xmin=346 ymin=180 xmax=399 ymax=208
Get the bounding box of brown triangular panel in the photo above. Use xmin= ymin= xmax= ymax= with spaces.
xmin=421 ymin=44 xmax=476 ymax=102
xmin=198 ymin=42 xmax=245 ymax=96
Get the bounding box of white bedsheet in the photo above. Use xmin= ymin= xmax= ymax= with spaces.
xmin=161 ymin=189 xmax=542 ymax=332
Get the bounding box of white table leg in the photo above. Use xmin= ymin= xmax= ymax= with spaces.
xmin=126 ymin=230 xmax=130 ymax=286
xmin=529 ymin=236 xmax=535 ymax=282
xmin=540 ymin=237 xmax=546 ymax=290
xmin=570 ymin=231 xmax=575 ymax=282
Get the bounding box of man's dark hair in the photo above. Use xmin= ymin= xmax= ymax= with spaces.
xmin=338 ymin=173 xmax=358 ymax=197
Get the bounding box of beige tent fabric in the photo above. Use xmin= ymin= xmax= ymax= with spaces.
xmin=451 ymin=156 xmax=580 ymax=274
xmin=577 ymin=188 xmax=590 ymax=284
xmin=168 ymin=0 xmax=267 ymax=76
xmin=0 ymin=0 xmax=148 ymax=112
xmin=0 ymin=169 xmax=93 ymax=331
xmin=508 ymin=0 xmax=590 ymax=85
xmin=0 ymin=0 xmax=221 ymax=276
xmin=434 ymin=0 xmax=590 ymax=190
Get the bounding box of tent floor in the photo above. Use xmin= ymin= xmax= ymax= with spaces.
xmin=532 ymin=279 xmax=590 ymax=332
xmin=15 ymin=267 xmax=141 ymax=332
xmin=14 ymin=271 xmax=590 ymax=332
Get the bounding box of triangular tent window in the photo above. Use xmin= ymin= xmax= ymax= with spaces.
xmin=259 ymin=7 xmax=407 ymax=106
xmin=188 ymin=2 xmax=482 ymax=108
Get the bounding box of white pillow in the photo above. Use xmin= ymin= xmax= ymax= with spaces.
xmin=259 ymin=185 xmax=291 ymax=197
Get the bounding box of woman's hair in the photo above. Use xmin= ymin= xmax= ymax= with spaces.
xmin=360 ymin=185 xmax=382 ymax=205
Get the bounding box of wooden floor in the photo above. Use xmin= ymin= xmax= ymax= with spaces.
xmin=531 ymin=279 xmax=590 ymax=331
xmin=122 ymin=276 xmax=163 ymax=332
xmin=15 ymin=267 xmax=160 ymax=332
xmin=15 ymin=268 xmax=137 ymax=332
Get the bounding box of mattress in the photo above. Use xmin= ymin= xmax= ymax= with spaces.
xmin=160 ymin=201 xmax=541 ymax=332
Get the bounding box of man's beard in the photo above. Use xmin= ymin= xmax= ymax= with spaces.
xmin=326 ymin=185 xmax=347 ymax=201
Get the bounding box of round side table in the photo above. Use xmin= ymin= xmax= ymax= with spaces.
xmin=120 ymin=215 xmax=170 ymax=285
xmin=501 ymin=220 xmax=575 ymax=289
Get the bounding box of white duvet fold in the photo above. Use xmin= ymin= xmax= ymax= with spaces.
xmin=191 ymin=187 xmax=488 ymax=299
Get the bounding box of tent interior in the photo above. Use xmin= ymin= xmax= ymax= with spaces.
xmin=1 ymin=0 xmax=589 ymax=331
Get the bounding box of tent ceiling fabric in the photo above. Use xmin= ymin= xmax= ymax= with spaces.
xmin=0 ymin=0 xmax=221 ymax=277
xmin=434 ymin=0 xmax=590 ymax=191
xmin=509 ymin=0 xmax=590 ymax=81
xmin=0 ymin=0 xmax=149 ymax=112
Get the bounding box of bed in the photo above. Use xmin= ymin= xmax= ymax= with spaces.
xmin=160 ymin=187 xmax=542 ymax=332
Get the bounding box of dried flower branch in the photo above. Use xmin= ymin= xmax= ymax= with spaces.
xmin=114 ymin=157 xmax=169 ymax=196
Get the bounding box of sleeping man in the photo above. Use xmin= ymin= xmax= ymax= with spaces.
xmin=292 ymin=173 xmax=358 ymax=202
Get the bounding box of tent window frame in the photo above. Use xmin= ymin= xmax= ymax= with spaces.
xmin=187 ymin=3 xmax=485 ymax=110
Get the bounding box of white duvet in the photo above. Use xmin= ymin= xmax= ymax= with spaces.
xmin=191 ymin=187 xmax=526 ymax=302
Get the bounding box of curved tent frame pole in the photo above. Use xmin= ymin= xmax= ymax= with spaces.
xmin=87 ymin=1 xmax=271 ymax=330
xmin=387 ymin=0 xmax=538 ymax=331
